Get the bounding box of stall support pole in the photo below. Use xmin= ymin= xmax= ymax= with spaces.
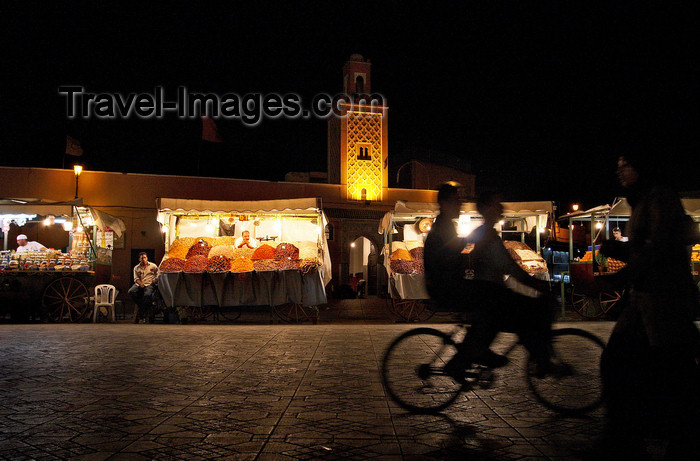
xmin=568 ymin=218 xmax=574 ymax=262
xmin=3 ymin=232 xmax=7 ymax=251
xmin=560 ymin=271 xmax=568 ymax=317
xmin=590 ymin=215 xmax=596 ymax=270
xmin=535 ymin=215 xmax=541 ymax=253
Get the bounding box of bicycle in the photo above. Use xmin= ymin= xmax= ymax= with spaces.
xmin=381 ymin=323 xmax=606 ymax=416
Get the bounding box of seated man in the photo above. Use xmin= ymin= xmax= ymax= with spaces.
xmin=128 ymin=252 xmax=158 ymax=323
xmin=424 ymin=184 xmax=559 ymax=375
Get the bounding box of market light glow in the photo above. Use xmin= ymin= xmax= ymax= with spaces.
xmin=350 ymin=242 xmax=356 ymax=248
xmin=73 ymin=165 xmax=83 ymax=176
xmin=63 ymin=221 xmax=73 ymax=231
xmin=595 ymin=222 xmax=603 ymax=229
xmin=572 ymin=204 xmax=579 ymax=211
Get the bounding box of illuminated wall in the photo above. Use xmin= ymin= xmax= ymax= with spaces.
xmin=342 ymin=109 xmax=387 ymax=201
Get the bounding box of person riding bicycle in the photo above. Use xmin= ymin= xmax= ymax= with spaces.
xmin=424 ymin=184 xmax=560 ymax=376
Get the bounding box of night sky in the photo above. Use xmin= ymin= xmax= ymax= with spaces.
xmin=3 ymin=3 xmax=698 ymax=210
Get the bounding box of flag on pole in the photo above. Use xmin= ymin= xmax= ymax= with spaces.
xmin=201 ymin=116 xmax=223 ymax=143
xmin=65 ymin=135 xmax=84 ymax=156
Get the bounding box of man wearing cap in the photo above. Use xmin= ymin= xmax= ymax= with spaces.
xmin=15 ymin=234 xmax=47 ymax=253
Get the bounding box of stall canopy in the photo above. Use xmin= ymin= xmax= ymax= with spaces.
xmin=0 ymin=198 xmax=126 ymax=236
xmin=157 ymin=197 xmax=332 ymax=286
xmin=379 ymin=200 xmax=554 ymax=234
xmin=0 ymin=198 xmax=83 ymax=218
xmin=558 ymin=197 xmax=700 ymax=222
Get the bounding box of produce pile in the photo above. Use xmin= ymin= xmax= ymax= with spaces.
xmin=162 ymin=237 xmax=322 ymax=275
xmin=230 ymin=257 xmax=254 ymax=272
xmin=186 ymin=239 xmax=212 ymax=259
xmin=184 ymin=255 xmax=208 ymax=273
xmin=692 ymin=244 xmax=700 ymax=262
xmin=159 ymin=258 xmax=186 ymax=272
xmin=207 ymin=255 xmax=231 ymax=272
xmin=389 ymin=242 xmax=424 ymax=275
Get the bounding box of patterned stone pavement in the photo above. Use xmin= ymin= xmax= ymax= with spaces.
xmin=0 ymin=306 xmax=616 ymax=461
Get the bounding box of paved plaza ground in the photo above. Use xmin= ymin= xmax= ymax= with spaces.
xmin=0 ymin=297 xmax=621 ymax=460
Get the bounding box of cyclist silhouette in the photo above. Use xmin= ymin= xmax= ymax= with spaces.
xmin=424 ymin=184 xmax=560 ymax=375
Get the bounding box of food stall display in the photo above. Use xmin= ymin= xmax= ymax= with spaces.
xmin=558 ymin=197 xmax=700 ymax=318
xmin=0 ymin=199 xmax=125 ymax=322
xmin=379 ymin=200 xmax=553 ymax=321
xmin=156 ymin=197 xmax=330 ymax=323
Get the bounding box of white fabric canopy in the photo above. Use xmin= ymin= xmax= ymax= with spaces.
xmin=157 ymin=197 xmax=320 ymax=214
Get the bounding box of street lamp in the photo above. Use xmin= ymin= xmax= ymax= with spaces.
xmin=73 ymin=164 xmax=83 ymax=199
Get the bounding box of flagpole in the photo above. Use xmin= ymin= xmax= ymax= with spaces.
xmin=196 ymin=138 xmax=202 ymax=176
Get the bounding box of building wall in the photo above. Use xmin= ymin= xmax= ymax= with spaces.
xmin=0 ymin=167 xmax=436 ymax=296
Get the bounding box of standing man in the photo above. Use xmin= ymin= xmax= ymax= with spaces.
xmin=612 ymin=227 xmax=628 ymax=242
xmin=15 ymin=234 xmax=47 ymax=253
xmin=129 ymin=252 xmax=158 ymax=323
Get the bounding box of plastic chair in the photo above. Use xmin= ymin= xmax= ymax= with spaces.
xmin=93 ymin=284 xmax=117 ymax=323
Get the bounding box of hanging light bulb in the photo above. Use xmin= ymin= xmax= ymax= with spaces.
xmin=63 ymin=221 xmax=73 ymax=231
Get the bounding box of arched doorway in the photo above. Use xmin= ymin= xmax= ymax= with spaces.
xmin=349 ymin=236 xmax=377 ymax=296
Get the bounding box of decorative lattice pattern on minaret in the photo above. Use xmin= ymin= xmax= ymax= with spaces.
xmin=346 ymin=111 xmax=383 ymax=200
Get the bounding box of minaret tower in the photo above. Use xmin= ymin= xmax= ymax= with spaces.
xmin=328 ymin=54 xmax=388 ymax=202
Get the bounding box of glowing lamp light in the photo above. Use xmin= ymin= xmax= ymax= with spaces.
xmin=572 ymin=204 xmax=579 ymax=211
xmin=205 ymin=223 xmax=214 ymax=234
xmin=350 ymin=242 xmax=356 ymax=248
xmin=595 ymin=222 xmax=603 ymax=229
xmin=161 ymin=225 xmax=168 ymax=234
xmin=63 ymin=221 xmax=73 ymax=231
xmin=498 ymin=220 xmax=505 ymax=226
xmin=73 ymin=165 xmax=83 ymax=176
xmin=457 ymin=215 xmax=471 ymax=237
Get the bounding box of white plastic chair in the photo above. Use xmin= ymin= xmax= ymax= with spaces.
xmin=93 ymin=284 xmax=116 ymax=323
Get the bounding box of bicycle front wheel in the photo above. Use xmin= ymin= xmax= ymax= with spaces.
xmin=526 ymin=328 xmax=606 ymax=416
xmin=381 ymin=328 xmax=463 ymax=414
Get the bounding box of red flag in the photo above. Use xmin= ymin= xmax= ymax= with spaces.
xmin=201 ymin=116 xmax=223 ymax=143
xmin=65 ymin=135 xmax=83 ymax=156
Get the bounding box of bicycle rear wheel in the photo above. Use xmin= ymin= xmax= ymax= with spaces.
xmin=526 ymin=328 xmax=605 ymax=416
xmin=381 ymin=328 xmax=464 ymax=414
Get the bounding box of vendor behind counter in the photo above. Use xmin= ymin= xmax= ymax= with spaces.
xmin=15 ymin=234 xmax=47 ymax=253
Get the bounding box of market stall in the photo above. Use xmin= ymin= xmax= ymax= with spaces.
xmin=0 ymin=199 xmax=124 ymax=322
xmin=156 ymin=197 xmax=331 ymax=322
xmin=558 ymin=197 xmax=700 ymax=318
xmin=378 ymin=200 xmax=553 ymax=321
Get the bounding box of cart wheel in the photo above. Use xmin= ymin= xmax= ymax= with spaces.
xmin=390 ymin=299 xmax=435 ymax=322
xmin=42 ymin=277 xmax=91 ymax=323
xmin=570 ymin=287 xmax=605 ymax=319
xmin=599 ymin=289 xmax=625 ymax=316
xmin=274 ymin=303 xmax=318 ymax=323
xmin=212 ymin=306 xmax=242 ymax=322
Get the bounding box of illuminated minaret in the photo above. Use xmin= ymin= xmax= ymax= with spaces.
xmin=328 ymin=54 xmax=388 ymax=201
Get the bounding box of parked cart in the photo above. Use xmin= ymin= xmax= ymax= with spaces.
xmin=0 ymin=199 xmax=123 ymax=322
xmin=379 ymin=200 xmax=553 ymax=322
xmin=156 ymin=197 xmax=331 ymax=323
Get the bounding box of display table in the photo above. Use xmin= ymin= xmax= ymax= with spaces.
xmin=158 ymin=268 xmax=327 ymax=308
xmin=389 ymin=273 xmax=429 ymax=300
